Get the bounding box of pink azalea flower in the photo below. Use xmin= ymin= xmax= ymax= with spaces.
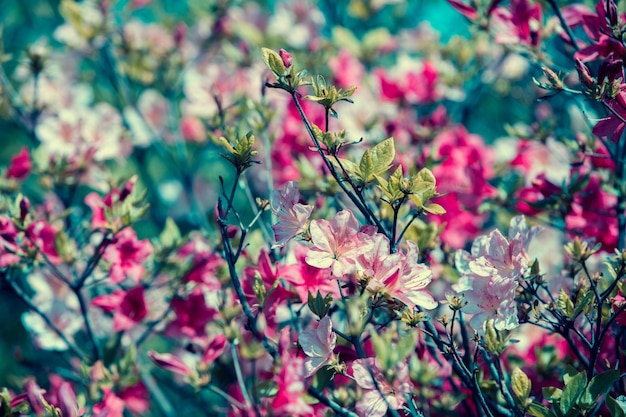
xmin=24 ymin=379 xmax=46 ymax=416
xmin=103 ymin=228 xmax=153 ymax=284
xmin=85 ymin=177 xmax=137 ymax=230
xmin=201 ymin=334 xmax=228 ymax=365
xmin=6 ymin=147 xmax=32 ymax=180
xmin=351 ymin=358 xmax=412 ymax=417
xmin=93 ymin=388 xmax=125 ymax=417
xmin=328 ymin=49 xmax=365 ymax=90
xmin=165 ymin=288 xmax=218 ymax=340
xmin=177 ymin=233 xmax=223 ymax=289
xmin=282 ymin=245 xmax=340 ymax=303
xmin=454 ymin=216 xmax=541 ymax=330
xmin=565 ymin=173 xmax=617 ymax=251
xmin=298 ymin=316 xmax=336 ymax=377
xmin=271 ymin=354 xmax=313 ymax=416
xmin=490 ymin=0 xmax=543 ymax=48
xmin=429 ymin=126 xmax=497 ymax=248
xmin=118 ymin=382 xmax=150 ymax=415
xmin=0 ymin=215 xmax=21 ymax=267
xmin=26 ymin=220 xmax=61 ymax=265
xmin=390 ymin=242 xmax=437 ymax=310
xmin=92 ymin=286 xmax=148 ymax=331
xmin=306 ymin=210 xmax=363 ymax=278
xmin=447 ymin=0 xmax=479 ymax=20
xmin=243 ymin=250 xmax=294 ymax=336
xmin=271 ymin=181 xmax=313 ymax=248
xmin=593 ymin=90 xmax=626 ymax=143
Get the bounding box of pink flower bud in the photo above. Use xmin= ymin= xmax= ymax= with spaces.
xmin=201 ymin=334 xmax=227 ymax=365
xmin=148 ymin=351 xmax=193 ymax=376
xmin=279 ymin=49 xmax=292 ymax=68
xmin=57 ymin=383 xmax=79 ymax=417
xmin=19 ymin=196 xmax=30 ymax=221
xmin=180 ymin=116 xmax=206 ymax=142
xmin=119 ymin=176 xmax=137 ymax=202
xmin=575 ymin=58 xmax=595 ymax=88
xmin=24 ymin=379 xmax=46 ymax=417
xmin=173 ymin=23 xmax=187 ymax=47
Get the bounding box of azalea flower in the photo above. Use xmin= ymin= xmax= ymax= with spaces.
xmin=298 ymin=316 xmax=336 ymax=377
xmin=271 ymin=353 xmax=313 ymax=416
xmin=352 ymin=358 xmax=412 ymax=417
xmin=281 ymin=245 xmax=339 ymax=302
xmin=357 ymin=235 xmax=437 ymax=310
xmin=92 ymin=286 xmax=148 ymax=331
xmin=6 ymin=147 xmax=32 ymax=180
xmin=454 ymin=216 xmax=541 ymax=330
xmin=306 ymin=210 xmax=364 ymax=278
xmin=103 ymin=228 xmax=153 ymax=284
xmin=271 ymin=181 xmax=313 ymax=248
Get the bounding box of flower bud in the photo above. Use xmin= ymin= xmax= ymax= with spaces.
xmin=279 ymin=48 xmax=292 ymax=68
xmin=19 ymin=195 xmax=30 ymax=221
xmin=575 ymin=59 xmax=595 ymax=89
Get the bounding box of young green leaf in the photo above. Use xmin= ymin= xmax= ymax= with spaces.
xmin=560 ymin=372 xmax=587 ymax=415
xmin=512 ymin=367 xmax=532 ymax=407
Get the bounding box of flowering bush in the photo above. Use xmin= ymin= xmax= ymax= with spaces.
xmin=2 ymin=0 xmax=626 ymax=416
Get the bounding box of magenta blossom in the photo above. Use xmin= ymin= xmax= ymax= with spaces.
xmin=103 ymin=228 xmax=153 ymax=284
xmin=92 ymin=286 xmax=148 ymax=331
xmin=6 ymin=147 xmax=32 ymax=180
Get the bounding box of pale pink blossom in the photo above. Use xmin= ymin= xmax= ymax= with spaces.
xmin=390 ymin=242 xmax=437 ymax=310
xmin=357 ymin=236 xmax=437 ymax=310
xmin=306 ymin=210 xmax=363 ymax=278
xmin=352 ymin=359 xmax=412 ymax=417
xmin=298 ymin=316 xmax=336 ymax=377
xmin=36 ymin=103 xmax=127 ymax=162
xmin=454 ymin=216 xmax=541 ymax=330
xmin=271 ymin=181 xmax=313 ymax=247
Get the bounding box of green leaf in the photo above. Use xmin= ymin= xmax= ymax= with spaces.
xmin=557 ymin=289 xmax=575 ymax=320
xmin=560 ymin=372 xmax=587 ymax=415
xmin=573 ymin=290 xmax=594 ymax=318
xmin=606 ymin=395 xmax=626 ymax=417
xmin=423 ymin=203 xmax=446 ymax=214
xmin=392 ymin=331 xmax=417 ymax=364
xmin=512 ymin=367 xmax=532 ymax=406
xmin=370 ymin=330 xmax=390 ymax=370
xmin=542 ymin=387 xmax=562 ymax=403
xmin=261 ymin=47 xmax=285 ymax=76
xmin=579 ymin=370 xmax=621 ymax=410
xmin=159 ymin=217 xmax=181 ymax=248
xmin=307 ymin=290 xmax=333 ymax=318
xmin=527 ymin=402 xmax=557 ymax=417
xmin=253 ymin=271 xmax=266 ymax=306
xmin=358 ymin=137 xmax=395 ymax=185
